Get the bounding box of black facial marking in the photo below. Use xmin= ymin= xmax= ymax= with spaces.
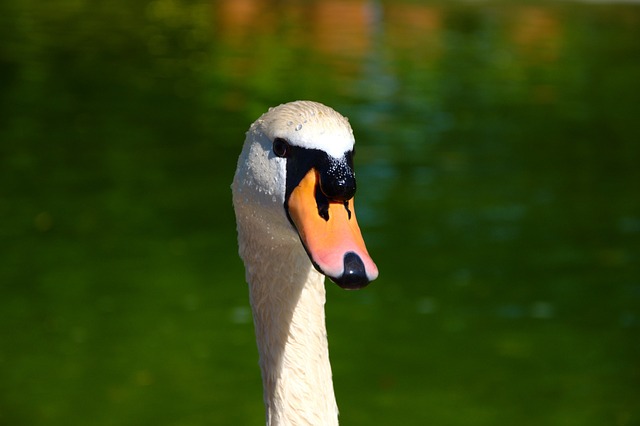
xmin=343 ymin=201 xmax=351 ymax=220
xmin=283 ymin=145 xmax=356 ymax=220
xmin=317 ymin=153 xmax=356 ymax=202
xmin=315 ymin=184 xmax=330 ymax=221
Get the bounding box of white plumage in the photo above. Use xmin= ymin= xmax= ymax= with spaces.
xmin=232 ymin=101 xmax=377 ymax=425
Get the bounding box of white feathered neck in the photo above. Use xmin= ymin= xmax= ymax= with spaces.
xmin=232 ymin=100 xmax=377 ymax=425
xmin=232 ymin=101 xmax=349 ymax=425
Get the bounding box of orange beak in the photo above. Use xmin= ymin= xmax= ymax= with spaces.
xmin=287 ymin=168 xmax=378 ymax=289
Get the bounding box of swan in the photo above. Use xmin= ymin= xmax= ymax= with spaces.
xmin=232 ymin=101 xmax=379 ymax=425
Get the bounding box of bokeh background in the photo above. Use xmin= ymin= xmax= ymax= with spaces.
xmin=1 ymin=0 xmax=639 ymax=425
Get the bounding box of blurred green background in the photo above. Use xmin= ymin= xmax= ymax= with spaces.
xmin=1 ymin=0 xmax=639 ymax=425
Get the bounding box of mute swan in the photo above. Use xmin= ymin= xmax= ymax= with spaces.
xmin=232 ymin=101 xmax=378 ymax=425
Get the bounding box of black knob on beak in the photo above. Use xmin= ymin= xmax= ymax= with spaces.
xmin=318 ymin=156 xmax=356 ymax=202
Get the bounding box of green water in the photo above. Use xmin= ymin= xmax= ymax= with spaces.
xmin=1 ymin=1 xmax=639 ymax=425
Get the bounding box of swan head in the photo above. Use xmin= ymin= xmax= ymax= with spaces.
xmin=232 ymin=100 xmax=378 ymax=289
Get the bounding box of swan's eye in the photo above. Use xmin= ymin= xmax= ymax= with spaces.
xmin=273 ymin=138 xmax=290 ymax=158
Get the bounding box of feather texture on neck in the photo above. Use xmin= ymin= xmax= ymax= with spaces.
xmin=237 ymin=216 xmax=339 ymax=426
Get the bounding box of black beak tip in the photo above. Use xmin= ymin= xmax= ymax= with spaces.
xmin=330 ymin=252 xmax=371 ymax=290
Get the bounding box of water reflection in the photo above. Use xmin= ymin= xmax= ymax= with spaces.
xmin=1 ymin=0 xmax=639 ymax=425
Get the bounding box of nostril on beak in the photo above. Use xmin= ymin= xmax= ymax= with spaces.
xmin=332 ymin=251 xmax=369 ymax=289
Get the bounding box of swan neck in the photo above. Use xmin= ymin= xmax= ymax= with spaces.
xmin=245 ymin=240 xmax=339 ymax=426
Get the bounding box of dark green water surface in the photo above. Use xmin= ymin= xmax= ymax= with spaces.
xmin=1 ymin=1 xmax=639 ymax=425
